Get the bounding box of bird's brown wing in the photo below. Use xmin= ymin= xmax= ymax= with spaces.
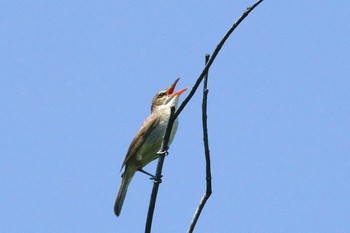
xmin=120 ymin=113 xmax=160 ymax=171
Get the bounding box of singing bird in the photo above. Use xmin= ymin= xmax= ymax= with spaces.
xmin=114 ymin=78 xmax=187 ymax=217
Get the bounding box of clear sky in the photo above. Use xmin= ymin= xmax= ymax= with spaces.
xmin=1 ymin=1 xmax=350 ymax=232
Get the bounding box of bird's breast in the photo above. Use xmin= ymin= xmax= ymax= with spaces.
xmin=147 ymin=108 xmax=178 ymax=145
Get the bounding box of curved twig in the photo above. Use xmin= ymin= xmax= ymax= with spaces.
xmin=174 ymin=0 xmax=264 ymax=120
xmin=145 ymin=107 xmax=175 ymax=233
xmin=144 ymin=1 xmax=264 ymax=232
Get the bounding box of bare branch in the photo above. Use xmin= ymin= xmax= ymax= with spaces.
xmin=174 ymin=0 xmax=264 ymax=120
xmin=187 ymin=54 xmax=212 ymax=233
xmin=143 ymin=1 xmax=264 ymax=232
xmin=145 ymin=107 xmax=175 ymax=233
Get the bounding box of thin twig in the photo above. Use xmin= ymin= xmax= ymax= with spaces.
xmin=187 ymin=54 xmax=212 ymax=233
xmin=145 ymin=107 xmax=175 ymax=233
xmin=174 ymin=0 xmax=264 ymax=120
xmin=144 ymin=1 xmax=264 ymax=232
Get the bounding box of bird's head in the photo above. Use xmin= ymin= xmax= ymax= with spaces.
xmin=151 ymin=78 xmax=188 ymax=112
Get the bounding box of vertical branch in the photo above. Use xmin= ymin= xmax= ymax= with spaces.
xmin=187 ymin=54 xmax=212 ymax=233
xmin=202 ymin=54 xmax=212 ymax=197
xmin=145 ymin=106 xmax=175 ymax=233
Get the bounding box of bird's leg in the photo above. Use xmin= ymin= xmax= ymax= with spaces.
xmin=138 ymin=169 xmax=161 ymax=180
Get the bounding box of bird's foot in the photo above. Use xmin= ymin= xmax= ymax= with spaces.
xmin=156 ymin=150 xmax=169 ymax=157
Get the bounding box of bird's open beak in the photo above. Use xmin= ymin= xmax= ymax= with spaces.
xmin=167 ymin=78 xmax=188 ymax=96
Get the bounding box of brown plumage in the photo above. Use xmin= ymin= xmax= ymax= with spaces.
xmin=114 ymin=78 xmax=187 ymax=217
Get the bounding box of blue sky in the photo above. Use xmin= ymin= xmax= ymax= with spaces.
xmin=1 ymin=1 xmax=350 ymax=232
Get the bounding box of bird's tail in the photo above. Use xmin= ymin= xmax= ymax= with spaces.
xmin=114 ymin=167 xmax=136 ymax=216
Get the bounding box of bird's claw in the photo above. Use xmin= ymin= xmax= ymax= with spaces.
xmin=149 ymin=174 xmax=163 ymax=181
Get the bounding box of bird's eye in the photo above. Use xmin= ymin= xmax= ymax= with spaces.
xmin=158 ymin=92 xmax=166 ymax=97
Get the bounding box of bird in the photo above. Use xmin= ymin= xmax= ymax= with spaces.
xmin=114 ymin=78 xmax=187 ymax=217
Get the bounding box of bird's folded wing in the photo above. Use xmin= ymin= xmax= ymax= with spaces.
xmin=120 ymin=113 xmax=160 ymax=171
